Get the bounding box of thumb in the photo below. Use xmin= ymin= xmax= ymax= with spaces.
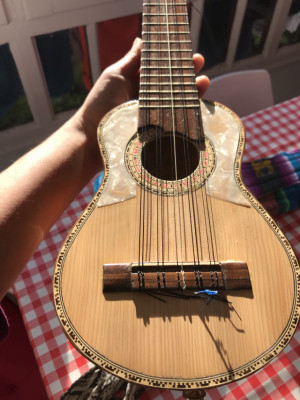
xmin=108 ymin=37 xmax=142 ymax=79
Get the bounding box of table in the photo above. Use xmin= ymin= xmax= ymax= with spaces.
xmin=14 ymin=96 xmax=300 ymax=400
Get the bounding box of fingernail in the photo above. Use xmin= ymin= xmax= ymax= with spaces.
xmin=132 ymin=37 xmax=142 ymax=49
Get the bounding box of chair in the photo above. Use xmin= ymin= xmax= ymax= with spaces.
xmin=203 ymin=69 xmax=274 ymax=117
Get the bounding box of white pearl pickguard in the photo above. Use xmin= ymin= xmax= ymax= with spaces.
xmin=97 ymin=100 xmax=249 ymax=208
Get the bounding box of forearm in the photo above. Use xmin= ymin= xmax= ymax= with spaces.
xmin=0 ymin=37 xmax=208 ymax=301
xmin=0 ymin=112 xmax=102 ymax=300
xmin=0 ymin=38 xmax=142 ymax=301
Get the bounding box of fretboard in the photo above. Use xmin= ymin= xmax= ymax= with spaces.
xmin=139 ymin=0 xmax=202 ymax=140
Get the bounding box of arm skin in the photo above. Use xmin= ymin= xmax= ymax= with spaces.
xmin=0 ymin=38 xmax=209 ymax=301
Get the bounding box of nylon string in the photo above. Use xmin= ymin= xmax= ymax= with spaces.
xmin=138 ymin=0 xmax=218 ymax=289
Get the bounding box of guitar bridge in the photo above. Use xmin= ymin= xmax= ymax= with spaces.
xmin=103 ymin=261 xmax=251 ymax=292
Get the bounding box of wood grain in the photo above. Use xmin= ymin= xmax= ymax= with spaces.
xmin=53 ymin=0 xmax=300 ymax=390
xmin=53 ymin=102 xmax=300 ymax=389
xmin=58 ymin=182 xmax=296 ymax=381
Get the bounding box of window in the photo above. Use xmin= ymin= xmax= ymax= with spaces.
xmin=35 ymin=27 xmax=92 ymax=114
xmin=198 ymin=0 xmax=237 ymax=69
xmin=236 ymin=0 xmax=276 ymax=61
xmin=279 ymin=0 xmax=300 ymax=48
xmin=0 ymin=44 xmax=33 ymax=131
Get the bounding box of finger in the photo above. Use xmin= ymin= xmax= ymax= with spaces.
xmin=193 ymin=53 xmax=205 ymax=75
xmin=111 ymin=37 xmax=142 ymax=78
xmin=196 ymin=75 xmax=210 ymax=98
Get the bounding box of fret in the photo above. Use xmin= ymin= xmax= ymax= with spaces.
xmin=139 ymin=1 xmax=201 ymax=120
xmin=142 ymin=31 xmax=190 ymax=35
xmin=142 ymin=49 xmax=193 ymax=53
xmin=143 ymin=41 xmax=191 ymax=47
xmin=141 ymin=65 xmax=193 ymax=70
xmin=140 ymin=97 xmax=198 ymax=100
xmin=142 ymin=66 xmax=193 ymax=70
xmin=140 ymin=81 xmax=196 ymax=85
xmin=142 ymin=22 xmax=189 ymax=26
xmin=143 ymin=13 xmax=188 ymax=16
xmin=140 ymin=76 xmax=195 ymax=80
xmin=143 ymin=40 xmax=191 ymax=44
xmin=141 ymin=58 xmax=192 ymax=61
xmin=141 ymin=79 xmax=196 ymax=84
xmin=140 ymin=72 xmax=195 ymax=79
xmin=143 ymin=2 xmax=186 ymax=7
xmin=140 ymin=90 xmax=197 ymax=93
xmin=144 ymin=2 xmax=187 ymax=6
xmin=142 ymin=49 xmax=191 ymax=54
xmin=140 ymin=104 xmax=200 ymax=109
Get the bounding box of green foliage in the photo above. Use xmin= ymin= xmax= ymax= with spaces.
xmin=0 ymin=96 xmax=33 ymax=131
xmin=0 ymin=56 xmax=89 ymax=130
xmin=51 ymin=58 xmax=88 ymax=114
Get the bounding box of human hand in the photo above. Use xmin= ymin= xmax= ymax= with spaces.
xmin=77 ymin=37 xmax=209 ymax=140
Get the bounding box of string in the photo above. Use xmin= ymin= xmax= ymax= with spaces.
xmin=178 ymin=1 xmax=210 ymax=274
xmin=165 ymin=0 xmax=187 ymax=288
xmin=174 ymin=0 xmax=192 ymax=288
xmin=171 ymin=0 xmax=192 ymax=286
xmin=147 ymin=2 xmax=155 ymax=264
xmin=155 ymin=0 xmax=160 ymax=269
xmin=172 ymin=0 xmax=218 ymax=278
xmin=138 ymin=0 xmax=218 ymax=287
xmin=163 ymin=0 xmax=199 ymax=287
xmin=173 ymin=0 xmax=202 ymax=284
xmin=183 ymin=0 xmax=203 ymax=287
xmin=196 ymin=117 xmax=218 ymax=267
xmin=158 ymin=0 xmax=165 ymax=271
xmin=139 ymin=1 xmax=151 ymax=271
xmin=182 ymin=0 xmax=218 ymax=269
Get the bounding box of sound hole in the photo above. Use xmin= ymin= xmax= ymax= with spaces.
xmin=141 ymin=135 xmax=200 ymax=181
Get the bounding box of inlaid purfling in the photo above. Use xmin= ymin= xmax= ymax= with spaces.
xmin=53 ymin=0 xmax=300 ymax=392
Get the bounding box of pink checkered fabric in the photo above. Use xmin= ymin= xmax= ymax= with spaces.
xmin=14 ymin=97 xmax=300 ymax=400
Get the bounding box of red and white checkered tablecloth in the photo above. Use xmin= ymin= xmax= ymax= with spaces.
xmin=14 ymin=97 xmax=300 ymax=400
